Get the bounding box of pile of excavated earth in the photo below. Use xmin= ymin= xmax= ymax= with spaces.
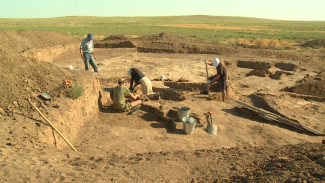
xmin=0 ymin=30 xmax=324 ymax=182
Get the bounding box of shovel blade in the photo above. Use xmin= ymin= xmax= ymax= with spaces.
xmin=40 ymin=92 xmax=52 ymax=100
xmin=207 ymin=124 xmax=217 ymax=135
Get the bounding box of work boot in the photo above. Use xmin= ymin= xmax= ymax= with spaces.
xmin=129 ymin=105 xmax=141 ymax=115
xmin=200 ymin=90 xmax=209 ymax=95
xmin=132 ymin=105 xmax=141 ymax=110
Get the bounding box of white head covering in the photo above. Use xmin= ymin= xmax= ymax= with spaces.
xmin=128 ymin=69 xmax=132 ymax=75
xmin=213 ymin=58 xmax=220 ymax=67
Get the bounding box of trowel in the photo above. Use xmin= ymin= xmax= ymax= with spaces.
xmin=205 ymin=112 xmax=217 ymax=135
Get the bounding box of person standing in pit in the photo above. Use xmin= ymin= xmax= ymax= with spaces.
xmin=80 ymin=33 xmax=98 ymax=73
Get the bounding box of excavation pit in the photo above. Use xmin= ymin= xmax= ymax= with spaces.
xmin=163 ymin=81 xmax=219 ymax=92
xmin=237 ymin=60 xmax=272 ymax=69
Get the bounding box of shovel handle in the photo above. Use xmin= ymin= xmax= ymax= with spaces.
xmin=207 ymin=112 xmax=213 ymax=124
xmin=65 ymin=80 xmax=72 ymax=86
xmin=48 ymin=80 xmax=72 ymax=95
xmin=205 ymin=59 xmax=209 ymax=79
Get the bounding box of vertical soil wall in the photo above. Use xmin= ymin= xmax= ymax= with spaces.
xmin=37 ymin=74 xmax=101 ymax=150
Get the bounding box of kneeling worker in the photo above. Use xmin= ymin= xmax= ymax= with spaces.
xmin=201 ymin=58 xmax=227 ymax=101
xmin=112 ymin=78 xmax=142 ymax=112
xmin=128 ymin=68 xmax=153 ymax=94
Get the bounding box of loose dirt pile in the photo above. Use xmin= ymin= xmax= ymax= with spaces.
xmin=284 ymin=73 xmax=325 ymax=97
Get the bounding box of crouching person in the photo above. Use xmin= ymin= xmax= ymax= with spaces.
xmin=112 ymin=78 xmax=142 ymax=112
xmin=200 ymin=57 xmax=227 ymax=101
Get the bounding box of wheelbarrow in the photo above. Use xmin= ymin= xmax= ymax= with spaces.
xmin=40 ymin=80 xmax=72 ymax=100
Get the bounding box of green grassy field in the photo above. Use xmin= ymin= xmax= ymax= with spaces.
xmin=0 ymin=15 xmax=324 ymax=47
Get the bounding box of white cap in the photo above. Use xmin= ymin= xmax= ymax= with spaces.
xmin=160 ymin=75 xmax=166 ymax=81
xmin=128 ymin=69 xmax=132 ymax=75
xmin=213 ymin=58 xmax=220 ymax=67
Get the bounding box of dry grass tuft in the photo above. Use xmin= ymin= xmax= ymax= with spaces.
xmin=65 ymin=83 xmax=84 ymax=99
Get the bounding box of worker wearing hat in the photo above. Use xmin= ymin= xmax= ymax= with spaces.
xmin=80 ymin=33 xmax=98 ymax=72
xmin=112 ymin=78 xmax=142 ymax=112
xmin=200 ymin=58 xmax=227 ymax=101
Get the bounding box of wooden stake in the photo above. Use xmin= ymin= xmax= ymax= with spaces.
xmin=28 ymin=98 xmax=78 ymax=152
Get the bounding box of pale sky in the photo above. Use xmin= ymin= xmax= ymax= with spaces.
xmin=1 ymin=0 xmax=324 ymax=21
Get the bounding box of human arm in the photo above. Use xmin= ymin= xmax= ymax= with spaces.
xmin=80 ymin=47 xmax=84 ymax=60
xmin=208 ymin=75 xmax=221 ymax=84
xmin=130 ymin=76 xmax=134 ymax=91
xmin=92 ymin=50 xmax=97 ymax=60
xmin=129 ymin=93 xmax=140 ymax=100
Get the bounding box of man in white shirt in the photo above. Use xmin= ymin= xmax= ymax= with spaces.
xmin=80 ymin=33 xmax=98 ymax=73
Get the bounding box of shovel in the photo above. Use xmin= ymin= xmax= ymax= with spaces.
xmin=206 ymin=112 xmax=217 ymax=135
xmin=205 ymin=59 xmax=211 ymax=98
xmin=205 ymin=59 xmax=209 ymax=81
xmin=40 ymin=80 xmax=72 ymax=100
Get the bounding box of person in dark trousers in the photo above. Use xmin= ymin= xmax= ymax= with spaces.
xmin=201 ymin=58 xmax=227 ymax=101
xmin=128 ymin=68 xmax=153 ymax=95
xmin=80 ymin=33 xmax=98 ymax=73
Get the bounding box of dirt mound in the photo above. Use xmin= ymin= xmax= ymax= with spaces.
xmin=138 ymin=32 xmax=192 ymax=43
xmin=300 ymin=39 xmax=325 ymax=49
xmin=0 ymin=31 xmax=79 ymax=115
xmin=284 ymin=73 xmax=325 ymax=97
xmin=95 ymin=34 xmax=135 ymax=48
xmin=94 ymin=32 xmax=324 ymax=66
xmin=274 ymin=62 xmax=298 ymax=71
xmin=102 ymin=34 xmax=128 ymax=41
xmin=95 ymin=40 xmax=136 ymax=48
xmin=0 ymin=30 xmax=78 ymax=53
xmin=135 ymin=32 xmax=224 ymax=54
xmin=237 ymin=60 xmax=272 ymax=69
xmin=95 ymin=32 xmax=230 ymax=54
xmin=246 ymin=67 xmax=271 ymax=77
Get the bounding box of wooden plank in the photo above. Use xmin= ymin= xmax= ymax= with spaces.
xmin=236 ymin=100 xmax=324 ymax=136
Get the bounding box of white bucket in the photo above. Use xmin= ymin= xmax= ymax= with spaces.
xmin=182 ymin=117 xmax=197 ymax=135
xmin=177 ymin=107 xmax=190 ymax=121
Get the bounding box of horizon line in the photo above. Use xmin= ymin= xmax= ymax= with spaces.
xmin=0 ymin=15 xmax=324 ymax=22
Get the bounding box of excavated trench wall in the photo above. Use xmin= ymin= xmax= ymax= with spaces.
xmin=23 ymin=43 xmax=79 ymax=62
xmin=29 ymin=45 xmax=101 ymax=150
xmin=39 ymin=76 xmax=101 ymax=149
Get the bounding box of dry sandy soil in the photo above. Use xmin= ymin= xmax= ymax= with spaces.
xmin=0 ymin=31 xmax=325 ymax=182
